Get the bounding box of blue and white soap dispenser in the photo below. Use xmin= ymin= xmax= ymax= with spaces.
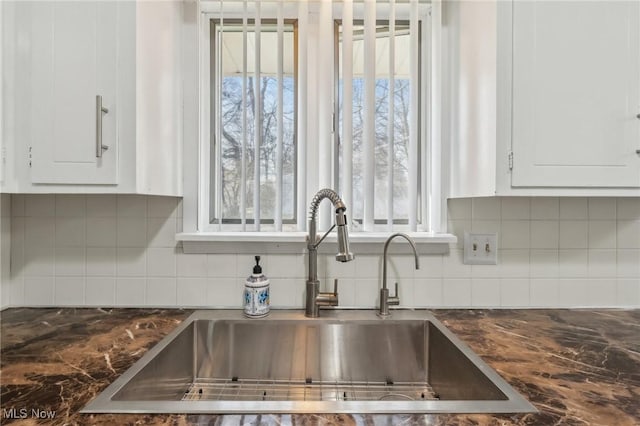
xmin=243 ymin=256 xmax=270 ymax=318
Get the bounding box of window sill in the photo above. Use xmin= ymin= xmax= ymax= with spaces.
xmin=177 ymin=232 xmax=457 ymax=254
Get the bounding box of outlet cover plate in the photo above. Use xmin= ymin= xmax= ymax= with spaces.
xmin=463 ymin=232 xmax=498 ymax=265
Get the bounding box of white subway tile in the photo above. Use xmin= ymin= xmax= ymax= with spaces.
xmin=270 ymin=278 xmax=299 ymax=308
xmin=530 ymin=198 xmax=559 ymax=220
xmin=147 ymin=217 xmax=177 ymax=248
xmin=336 ymin=278 xmax=356 ymax=307
xmin=617 ymin=279 xmax=640 ymax=307
xmin=147 ymin=196 xmax=179 ymax=218
xmin=207 ymin=278 xmax=241 ymax=307
xmin=117 ymin=195 xmax=147 ymax=217
xmin=443 ymin=249 xmax=472 ymax=278
xmin=268 ymin=254 xmax=305 ymax=279
xmin=472 ymin=198 xmax=501 ymax=220
xmin=501 ymin=198 xmax=530 ymax=220
xmin=530 ymin=221 xmax=559 ymax=249
xmin=617 ymin=221 xmax=640 ymax=249
xmin=447 ymin=198 xmax=472 ymax=220
xmin=117 ymin=218 xmax=147 ymax=247
xmin=353 ymin=255 xmax=381 ymax=279
xmin=86 ymin=248 xmax=116 ymax=276
xmin=559 ymin=221 xmax=588 ymax=249
xmin=397 ymin=279 xmax=415 ymax=307
xmin=586 ymin=279 xmax=617 ymax=307
xmin=530 ymin=249 xmax=559 ymax=278
xmin=116 ymin=278 xmax=146 ymax=306
xmin=10 ymin=248 xmax=24 ymax=279
xmin=146 ymin=278 xmax=177 ymax=306
xmin=207 ymin=254 xmax=238 ymax=278
xmin=86 ymin=195 xmax=117 ymax=217
xmin=177 ymin=253 xmax=208 ymax=277
xmin=588 ymin=221 xmax=616 ymax=249
xmin=530 ymin=279 xmax=559 ymax=307
xmin=55 ymin=277 xmax=85 ymax=305
xmin=559 ymin=198 xmax=588 ymax=220
xmin=617 ymin=250 xmax=640 ymax=278
xmin=500 ymin=279 xmax=530 ymax=307
xmin=177 ymin=278 xmax=208 ymax=307
xmin=588 ymin=198 xmax=616 ymax=220
xmin=11 ymin=195 xmax=25 ymax=217
xmin=55 ymin=195 xmax=86 ymax=217
xmin=558 ymin=279 xmax=589 ymax=307
xmin=499 ymin=249 xmax=530 ymax=278
xmin=501 ymin=221 xmax=530 ymax=249
xmin=8 ymin=279 xmax=25 ymax=306
xmin=414 ymin=279 xmax=443 ymax=307
xmin=471 ymin=279 xmax=500 ymax=307
xmin=617 ymin=198 xmax=640 ymax=220
xmin=587 ymin=250 xmax=617 ymax=278
xmin=326 ymin=255 xmax=356 ymax=278
xmin=354 ymin=279 xmax=378 ymax=308
xmin=23 ymin=245 xmax=55 ymax=277
xmin=116 ymin=248 xmax=147 ymax=276
xmin=147 ymin=248 xmax=177 ymax=277
xmin=55 ymin=247 xmax=85 ymax=276
xmin=55 ymin=217 xmax=86 ymax=247
xmin=85 ymin=277 xmax=116 ymax=306
xmin=11 ymin=217 xmax=25 ymax=250
xmin=416 ymin=255 xmax=443 ymax=278
xmin=25 ymin=195 xmax=55 ymax=217
xmin=470 ymin=262 xmax=500 ymax=279
xmin=25 ymin=217 xmax=55 ymax=248
xmin=471 ymin=220 xmax=500 ymax=235
xmin=24 ymin=277 xmax=54 ymax=306
xmin=443 ymin=279 xmax=472 ymax=307
xmin=387 ymin=255 xmax=418 ymax=280
xmin=558 ymin=249 xmax=589 ymax=278
xmin=447 ymin=220 xmax=471 ymax=249
xmin=86 ymin=218 xmax=117 ymax=247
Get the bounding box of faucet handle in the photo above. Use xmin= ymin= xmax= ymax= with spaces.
xmin=333 ymin=278 xmax=339 ymax=296
xmin=388 ymin=282 xmax=400 ymax=306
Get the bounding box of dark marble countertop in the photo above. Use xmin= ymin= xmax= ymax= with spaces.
xmin=1 ymin=308 xmax=639 ymax=425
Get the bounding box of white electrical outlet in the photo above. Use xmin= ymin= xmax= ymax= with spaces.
xmin=463 ymin=232 xmax=498 ymax=265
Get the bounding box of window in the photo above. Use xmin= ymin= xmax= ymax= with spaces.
xmin=202 ymin=1 xmax=433 ymax=234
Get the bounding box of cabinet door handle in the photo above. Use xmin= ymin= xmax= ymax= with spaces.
xmin=96 ymin=95 xmax=110 ymax=158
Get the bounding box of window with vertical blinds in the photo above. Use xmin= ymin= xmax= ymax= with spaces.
xmin=205 ymin=0 xmax=432 ymax=233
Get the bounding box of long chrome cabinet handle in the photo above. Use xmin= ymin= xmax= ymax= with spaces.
xmin=96 ymin=95 xmax=110 ymax=158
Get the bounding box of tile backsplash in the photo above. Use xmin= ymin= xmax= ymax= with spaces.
xmin=2 ymin=195 xmax=639 ymax=309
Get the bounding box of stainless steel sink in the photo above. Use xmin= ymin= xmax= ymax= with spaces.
xmin=82 ymin=310 xmax=536 ymax=414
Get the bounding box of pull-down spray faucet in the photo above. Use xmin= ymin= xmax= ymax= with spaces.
xmin=305 ymin=189 xmax=354 ymax=317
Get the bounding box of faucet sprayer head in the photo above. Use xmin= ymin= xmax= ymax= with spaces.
xmin=335 ymin=208 xmax=354 ymax=262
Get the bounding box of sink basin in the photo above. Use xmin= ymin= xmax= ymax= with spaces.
xmin=82 ymin=310 xmax=536 ymax=414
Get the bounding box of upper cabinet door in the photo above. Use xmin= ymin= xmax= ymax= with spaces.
xmin=511 ymin=1 xmax=640 ymax=188
xmin=30 ymin=1 xmax=118 ymax=184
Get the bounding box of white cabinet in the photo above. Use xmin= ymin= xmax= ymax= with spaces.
xmin=511 ymin=1 xmax=640 ymax=188
xmin=30 ymin=1 xmax=118 ymax=184
xmin=1 ymin=1 xmax=183 ymax=195
xmin=446 ymin=0 xmax=640 ymax=197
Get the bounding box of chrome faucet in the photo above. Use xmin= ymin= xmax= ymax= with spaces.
xmin=306 ymin=189 xmax=354 ymax=318
xmin=378 ymin=233 xmax=420 ymax=318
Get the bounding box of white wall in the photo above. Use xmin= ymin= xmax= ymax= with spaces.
xmin=5 ymin=194 xmax=640 ymax=309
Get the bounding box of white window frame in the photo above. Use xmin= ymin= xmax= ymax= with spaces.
xmin=178 ymin=1 xmax=454 ymax=251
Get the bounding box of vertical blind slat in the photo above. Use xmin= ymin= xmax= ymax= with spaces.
xmin=253 ymin=0 xmax=261 ymax=231
xmin=387 ymin=0 xmax=395 ymax=231
xmin=241 ymin=0 xmax=248 ymax=231
xmin=318 ymin=0 xmax=333 ymax=231
xmin=363 ymin=0 xmax=376 ymax=232
xmin=216 ymin=2 xmax=224 ymax=230
xmin=342 ymin=0 xmax=354 ymax=218
xmin=296 ymin=0 xmax=308 ymax=231
xmin=275 ymin=0 xmax=284 ymax=231
xmin=409 ymin=0 xmax=419 ymax=231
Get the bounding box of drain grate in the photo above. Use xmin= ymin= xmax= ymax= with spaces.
xmin=182 ymin=378 xmax=439 ymax=402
